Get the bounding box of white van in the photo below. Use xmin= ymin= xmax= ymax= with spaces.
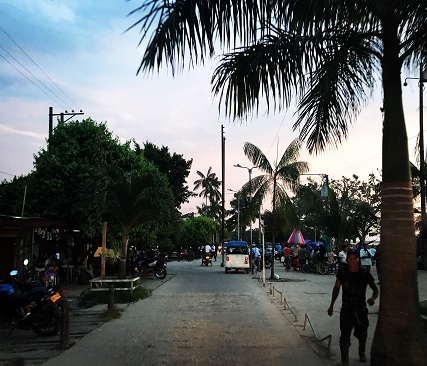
xmin=224 ymin=241 xmax=250 ymax=273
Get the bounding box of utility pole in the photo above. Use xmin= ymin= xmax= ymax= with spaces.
xmin=49 ymin=107 xmax=84 ymax=139
xmin=404 ymin=66 xmax=427 ymax=262
xmin=221 ymin=125 xmax=226 ymax=267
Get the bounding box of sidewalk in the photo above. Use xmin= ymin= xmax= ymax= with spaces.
xmin=253 ymin=262 xmax=427 ymax=365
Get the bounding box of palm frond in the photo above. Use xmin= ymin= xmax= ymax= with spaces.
xmin=242 ymin=142 xmax=273 ymax=174
xmin=127 ymin=0 xmax=275 ymax=74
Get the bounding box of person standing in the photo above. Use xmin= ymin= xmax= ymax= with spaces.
xmin=297 ymin=244 xmax=309 ymax=268
xmin=327 ymin=250 xmax=379 ymax=365
xmin=251 ymin=244 xmax=261 ymax=270
xmin=338 ymin=245 xmax=348 ymax=272
xmin=211 ymin=244 xmax=217 ymax=261
xmin=359 ymin=243 xmax=372 ymax=273
xmin=283 ymin=244 xmax=291 ymax=271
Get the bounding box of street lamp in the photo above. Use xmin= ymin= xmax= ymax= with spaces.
xmin=404 ymin=65 xmax=427 ymax=260
xmin=233 ymin=164 xmax=258 ymax=246
xmin=228 ymin=189 xmax=240 ymax=240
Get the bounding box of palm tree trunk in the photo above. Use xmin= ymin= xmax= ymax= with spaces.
xmin=119 ymin=234 xmax=129 ymax=279
xmin=371 ymin=21 xmax=427 ymax=364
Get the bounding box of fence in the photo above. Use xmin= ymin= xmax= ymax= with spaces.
xmin=256 ymin=277 xmax=332 ymax=353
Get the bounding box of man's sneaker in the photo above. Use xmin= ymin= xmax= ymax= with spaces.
xmin=359 ymin=353 xmax=367 ymax=363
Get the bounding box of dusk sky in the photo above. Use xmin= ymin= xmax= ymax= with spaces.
xmin=0 ymin=1 xmax=424 ymax=215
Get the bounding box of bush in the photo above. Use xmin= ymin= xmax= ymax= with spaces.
xmin=78 ymin=286 xmax=151 ymax=309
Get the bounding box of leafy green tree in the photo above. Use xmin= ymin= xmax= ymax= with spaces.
xmin=0 ymin=175 xmax=31 ymax=216
xmin=29 ymin=118 xmax=140 ymax=236
xmin=134 ymin=141 xmax=193 ymax=209
xmin=241 ymin=139 xmax=309 ymax=279
xmin=128 ymin=1 xmax=427 ymax=362
xmin=329 ymin=174 xmax=381 ymax=244
xmin=180 ymin=216 xmax=216 ymax=249
xmin=103 ymin=167 xmax=174 ymax=278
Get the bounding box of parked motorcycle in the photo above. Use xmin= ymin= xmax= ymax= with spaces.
xmin=129 ymin=252 xmax=167 ymax=279
xmin=0 ymin=270 xmax=62 ymax=337
xmin=178 ymin=248 xmax=195 ymax=262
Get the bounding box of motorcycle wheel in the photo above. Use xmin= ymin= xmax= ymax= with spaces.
xmin=30 ymin=303 xmax=61 ymax=336
xmin=264 ymin=259 xmax=272 ymax=269
xmin=318 ymin=264 xmax=328 ymax=275
xmin=301 ymin=263 xmax=310 ymax=273
xmin=154 ymin=268 xmax=167 ymax=279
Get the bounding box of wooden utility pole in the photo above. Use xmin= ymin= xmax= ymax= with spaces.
xmin=101 ymin=221 xmax=107 ymax=276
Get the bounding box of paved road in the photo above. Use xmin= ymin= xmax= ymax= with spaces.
xmin=2 ymin=259 xmax=426 ymax=365
xmin=42 ymin=260 xmax=328 ymax=366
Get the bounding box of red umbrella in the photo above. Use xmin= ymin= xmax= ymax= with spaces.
xmin=287 ymin=230 xmax=305 ymax=244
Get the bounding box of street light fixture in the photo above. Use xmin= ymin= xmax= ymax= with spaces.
xmin=233 ymin=164 xmax=258 ymax=246
xmin=228 ymin=189 xmax=240 ymax=240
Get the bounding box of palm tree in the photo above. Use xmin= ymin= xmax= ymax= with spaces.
xmin=127 ymin=1 xmax=427 ymax=363
xmin=193 ymin=167 xmax=221 ymax=206
xmin=104 ymin=166 xmax=174 ymax=278
xmin=241 ymin=139 xmax=309 ymax=279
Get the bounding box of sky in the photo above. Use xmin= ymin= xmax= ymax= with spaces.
xmin=0 ymin=1 xmax=424 ymax=216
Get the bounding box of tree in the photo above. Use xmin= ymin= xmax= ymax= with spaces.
xmin=329 ymin=174 xmax=381 ymax=244
xmin=180 ymin=216 xmax=216 ymax=249
xmin=193 ymin=167 xmax=221 ymax=206
xmin=134 ymin=141 xmax=193 ymax=209
xmin=103 ymin=167 xmax=174 ymax=278
xmin=0 ymin=175 xmax=31 ymax=217
xmin=240 ymin=139 xmax=309 ymax=279
xmin=127 ymin=2 xmax=427 ymax=362
xmin=29 ymin=118 xmax=140 ymax=236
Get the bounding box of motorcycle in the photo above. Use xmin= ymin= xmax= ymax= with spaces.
xmin=0 ymin=270 xmax=63 ymax=338
xmin=178 ymin=248 xmax=195 ymax=262
xmin=129 ymin=251 xmax=167 ymax=279
xmin=203 ymin=253 xmax=212 ymax=266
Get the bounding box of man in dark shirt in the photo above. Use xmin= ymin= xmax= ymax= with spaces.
xmin=327 ymin=250 xmax=379 ymax=365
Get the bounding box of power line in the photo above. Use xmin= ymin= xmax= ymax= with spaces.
xmin=0 ymin=44 xmax=69 ymax=110
xmin=0 ymin=52 xmax=66 ymax=110
xmin=0 ymin=170 xmax=16 ymax=177
xmin=0 ymin=25 xmax=80 ymax=109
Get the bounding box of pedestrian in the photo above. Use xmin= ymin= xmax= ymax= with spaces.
xmin=251 ymin=244 xmax=261 ymax=270
xmin=359 ymin=243 xmax=372 ymax=273
xmin=211 ymin=243 xmax=217 ymax=261
xmin=327 ymin=250 xmax=337 ymax=273
xmin=338 ymin=245 xmax=349 ymax=272
xmin=327 ymin=250 xmax=379 ymax=365
xmin=283 ymin=244 xmax=291 ymax=271
xmin=298 ymin=244 xmax=309 ymax=267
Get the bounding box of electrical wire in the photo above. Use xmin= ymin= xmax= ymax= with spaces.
xmin=0 ymin=44 xmax=69 ymax=110
xmin=0 ymin=25 xmax=80 ymax=109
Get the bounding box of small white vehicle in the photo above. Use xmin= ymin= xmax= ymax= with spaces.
xmin=224 ymin=241 xmax=250 ymax=273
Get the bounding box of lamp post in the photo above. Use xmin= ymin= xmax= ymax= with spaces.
xmin=404 ymin=65 xmax=427 ymax=261
xmin=233 ymin=164 xmax=258 ymax=246
xmin=228 ymin=189 xmax=240 ymax=240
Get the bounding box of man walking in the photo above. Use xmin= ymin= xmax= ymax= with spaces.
xmin=327 ymin=250 xmax=379 ymax=365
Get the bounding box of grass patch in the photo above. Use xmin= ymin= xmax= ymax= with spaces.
xmin=78 ymin=286 xmax=151 ymax=309
xmin=103 ymin=306 xmax=124 ymax=321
